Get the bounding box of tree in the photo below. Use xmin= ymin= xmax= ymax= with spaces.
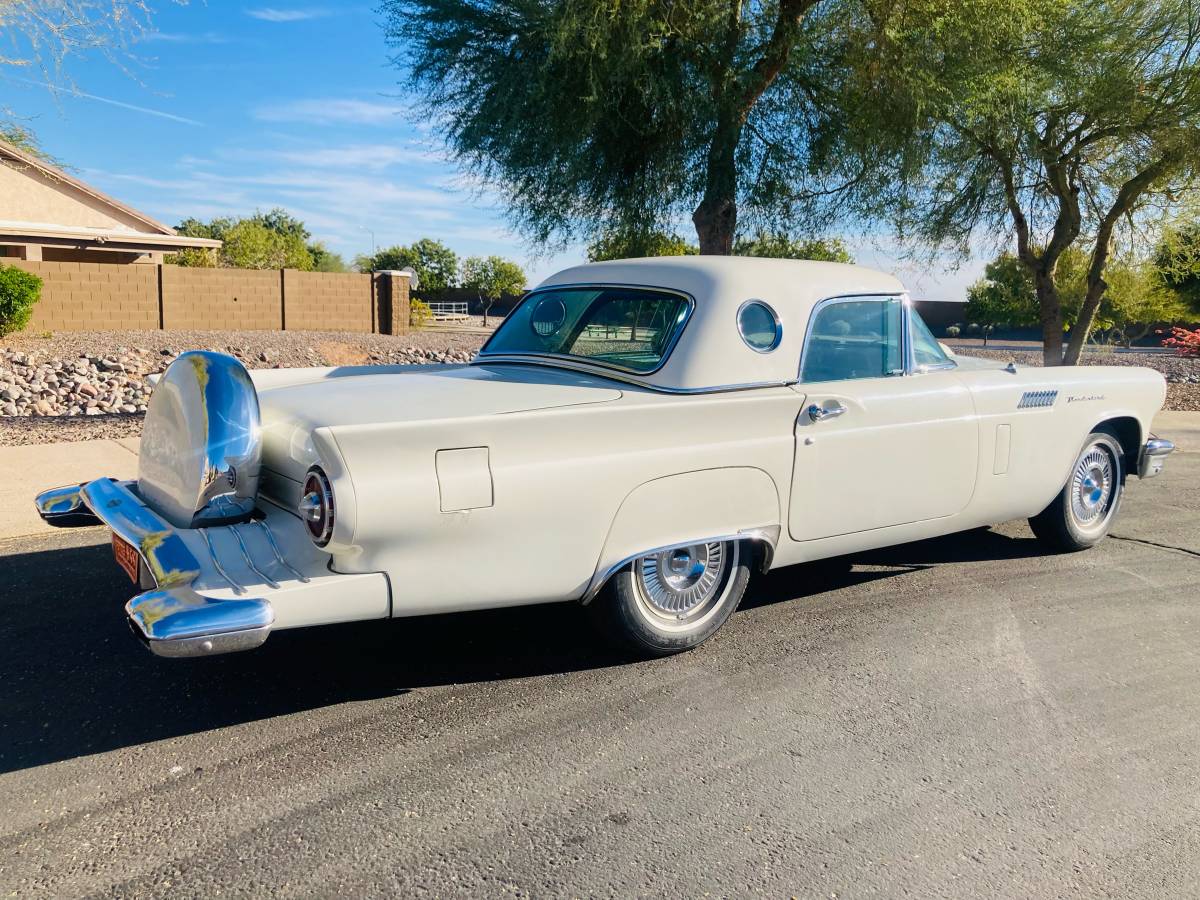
xmin=0 ymin=1 xmax=158 ymax=145
xmin=171 ymin=211 xmax=315 ymax=270
xmin=1154 ymin=218 xmax=1200 ymax=314
xmin=587 ymin=231 xmax=697 ymax=262
xmin=384 ymin=0 xmax=827 ymax=254
xmin=309 ymin=242 xmax=348 ymax=273
xmin=222 ymin=221 xmax=313 ymax=271
xmin=829 ymin=0 xmax=1200 ymax=366
xmin=460 ymin=255 xmax=526 ymax=325
xmin=733 ymin=232 xmax=852 ymax=263
xmin=1092 ymin=262 xmax=1188 ymax=348
xmin=964 ymin=254 xmax=1039 ymax=346
xmin=356 ymin=238 xmax=459 ymax=293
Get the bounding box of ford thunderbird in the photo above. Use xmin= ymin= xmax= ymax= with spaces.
xmin=36 ymin=257 xmax=1175 ymax=658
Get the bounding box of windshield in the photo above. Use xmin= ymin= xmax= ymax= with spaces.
xmin=480 ymin=286 xmax=692 ymax=374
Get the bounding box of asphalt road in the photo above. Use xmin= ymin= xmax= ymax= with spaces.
xmin=1 ymin=452 xmax=1198 ymax=897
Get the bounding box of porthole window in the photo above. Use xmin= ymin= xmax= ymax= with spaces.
xmin=737 ymin=300 xmax=781 ymax=353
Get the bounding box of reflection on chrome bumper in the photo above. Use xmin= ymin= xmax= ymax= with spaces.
xmin=35 ymin=483 xmax=102 ymax=528
xmin=1138 ymin=437 xmax=1175 ymax=479
xmin=34 ymin=478 xmax=274 ymax=657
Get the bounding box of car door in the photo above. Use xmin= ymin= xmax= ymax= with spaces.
xmin=788 ymin=295 xmax=979 ymax=542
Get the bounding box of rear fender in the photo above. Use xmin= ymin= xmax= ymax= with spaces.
xmin=583 ymin=467 xmax=780 ymax=602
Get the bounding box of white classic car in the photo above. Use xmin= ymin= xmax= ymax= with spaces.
xmin=36 ymin=257 xmax=1175 ymax=658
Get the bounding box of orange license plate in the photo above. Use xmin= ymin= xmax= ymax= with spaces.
xmin=111 ymin=532 xmax=140 ymax=584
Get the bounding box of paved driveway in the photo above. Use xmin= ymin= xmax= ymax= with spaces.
xmin=1 ymin=449 xmax=1197 ymax=897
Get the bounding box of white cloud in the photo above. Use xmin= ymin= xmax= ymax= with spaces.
xmin=141 ymin=30 xmax=228 ymax=44
xmin=253 ymin=98 xmax=408 ymax=126
xmin=245 ymin=7 xmax=331 ymax=22
xmin=270 ymin=144 xmax=439 ymax=170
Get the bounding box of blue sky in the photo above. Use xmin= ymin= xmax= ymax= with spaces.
xmin=3 ymin=2 xmax=983 ymax=297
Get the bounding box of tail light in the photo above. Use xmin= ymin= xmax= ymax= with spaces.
xmin=299 ymin=467 xmax=334 ymax=546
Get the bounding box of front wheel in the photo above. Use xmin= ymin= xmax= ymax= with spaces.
xmin=586 ymin=540 xmax=752 ymax=657
xmin=1029 ymin=431 xmax=1124 ymax=552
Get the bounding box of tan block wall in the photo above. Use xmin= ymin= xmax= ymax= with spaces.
xmin=5 ymin=259 xmax=158 ymax=331
xmin=161 ymin=266 xmax=282 ymax=331
xmin=284 ymin=270 xmax=373 ymax=332
xmin=3 ymin=262 xmax=399 ymax=334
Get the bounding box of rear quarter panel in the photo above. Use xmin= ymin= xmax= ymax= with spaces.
xmin=326 ymin=387 xmax=802 ymax=615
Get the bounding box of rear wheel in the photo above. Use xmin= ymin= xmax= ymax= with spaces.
xmin=586 ymin=539 xmax=752 ymax=656
xmin=1029 ymin=431 xmax=1124 ymax=552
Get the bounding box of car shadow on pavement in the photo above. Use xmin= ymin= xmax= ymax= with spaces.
xmin=0 ymin=526 xmax=1042 ymax=773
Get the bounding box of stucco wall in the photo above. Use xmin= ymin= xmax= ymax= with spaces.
xmin=0 ymin=161 xmax=155 ymax=233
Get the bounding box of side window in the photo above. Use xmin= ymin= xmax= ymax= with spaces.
xmin=910 ymin=308 xmax=955 ymax=370
xmin=801 ymin=298 xmax=903 ymax=383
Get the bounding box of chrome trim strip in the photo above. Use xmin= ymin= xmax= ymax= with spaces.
xmin=736 ymin=299 xmax=783 ymax=353
xmin=579 ymin=525 xmax=781 ymax=605
xmin=34 ymin=483 xmax=101 ymax=528
xmin=254 ymin=519 xmax=310 ymax=583
xmin=476 ymin=282 xmax=696 ymax=377
xmin=1138 ymin=437 xmax=1175 ymax=479
xmin=200 ymin=528 xmax=246 ymax=595
xmin=229 ymin=524 xmax=281 ymax=590
xmin=474 ymin=356 xmax=795 ymax=395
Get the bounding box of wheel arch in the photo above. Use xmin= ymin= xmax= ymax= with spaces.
xmin=1093 ymin=415 xmax=1143 ymax=481
xmin=581 ymin=467 xmax=781 ymax=604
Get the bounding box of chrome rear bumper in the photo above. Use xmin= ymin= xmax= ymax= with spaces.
xmin=35 ymin=479 xmax=273 ymax=657
xmin=1138 ymin=437 xmax=1175 ymax=479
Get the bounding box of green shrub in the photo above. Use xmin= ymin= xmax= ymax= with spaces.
xmin=0 ymin=264 xmax=43 ymax=336
xmin=945 ymin=325 xmax=961 ymax=338
xmin=410 ymin=298 xmax=433 ymax=328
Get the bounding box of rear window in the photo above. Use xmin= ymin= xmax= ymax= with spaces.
xmin=480 ymin=286 xmax=692 ymax=374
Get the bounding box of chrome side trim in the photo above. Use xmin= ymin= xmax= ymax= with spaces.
xmin=254 ymin=519 xmax=310 ymax=583
xmin=579 ymin=525 xmax=781 ymax=605
xmin=1138 ymin=437 xmax=1175 ymax=479
xmin=126 ymin=586 xmax=272 ymax=657
xmin=229 ymin=524 xmax=281 ymax=590
xmin=34 ymin=483 xmax=101 ymax=528
xmin=476 ymin=282 xmax=696 ymax=377
xmin=473 ymin=356 xmax=795 ymax=395
xmin=200 ymin=528 xmax=245 ymax=595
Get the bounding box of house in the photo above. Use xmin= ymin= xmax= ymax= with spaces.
xmin=0 ymin=139 xmax=220 ymax=264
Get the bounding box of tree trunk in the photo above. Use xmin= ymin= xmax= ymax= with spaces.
xmin=1034 ymin=271 xmax=1065 ymax=366
xmin=692 ymin=115 xmax=741 ymax=255
xmin=1063 ymin=277 xmax=1106 ymax=365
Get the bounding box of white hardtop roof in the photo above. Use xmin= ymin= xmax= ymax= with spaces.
xmin=525 ymin=256 xmax=907 ymax=392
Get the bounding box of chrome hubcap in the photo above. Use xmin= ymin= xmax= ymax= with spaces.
xmin=636 ymin=542 xmax=730 ymax=621
xmin=1071 ymin=446 xmax=1114 ymax=527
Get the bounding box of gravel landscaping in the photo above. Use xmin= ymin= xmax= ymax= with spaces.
xmin=1 ymin=329 xmax=1196 ymax=446
xmin=0 ymin=329 xmax=486 ymax=446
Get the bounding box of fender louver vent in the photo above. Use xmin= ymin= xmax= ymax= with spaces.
xmin=1018 ymin=390 xmax=1058 ymax=409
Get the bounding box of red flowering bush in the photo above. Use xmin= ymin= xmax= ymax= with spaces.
xmin=1162 ymin=327 xmax=1200 ymax=357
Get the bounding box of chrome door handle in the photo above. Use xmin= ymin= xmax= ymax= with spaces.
xmin=807 ymin=402 xmax=847 ymax=423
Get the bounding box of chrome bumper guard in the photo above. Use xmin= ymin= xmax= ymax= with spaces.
xmin=1138 ymin=437 xmax=1175 ymax=479
xmin=34 ymin=479 xmax=274 ymax=657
